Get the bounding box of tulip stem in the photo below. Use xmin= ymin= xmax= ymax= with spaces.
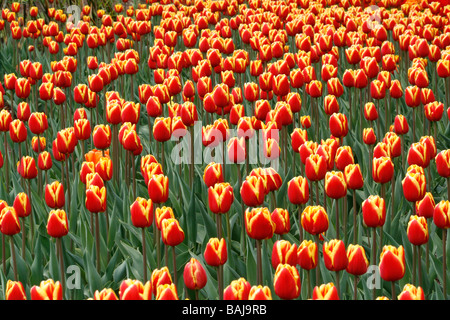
xmin=354 ymin=275 xmax=359 ymax=300
xmin=443 ymin=229 xmax=447 ymax=300
xmin=353 ymin=189 xmax=357 ymax=244
xmin=314 ymin=234 xmax=321 ymax=285
xmin=10 ymin=236 xmax=18 ymax=281
xmin=412 ymin=244 xmax=417 ymax=285
xmin=256 ymin=239 xmax=262 ymax=285
xmin=2 ymin=234 xmax=5 ymax=275
xmin=27 ymin=179 xmax=34 ymax=249
xmin=57 ymin=237 xmax=65 ymax=298
xmin=4 ymin=132 xmax=9 ymax=195
xmin=237 ymin=164 xmax=246 ymax=259
xmin=391 ymin=281 xmax=396 ymax=300
xmin=335 ymin=198 xmax=340 ymax=239
xmin=335 ymin=271 xmax=341 ymax=299
xmin=190 ymin=126 xmax=194 ymax=188
xmin=142 ymin=228 xmax=147 ymax=283
xmin=372 ymin=227 xmax=377 ymax=300
xmin=95 ymin=212 xmax=100 ymax=272
xmin=21 ymin=217 xmax=26 ymax=261
xmin=132 ymin=153 xmax=136 ymax=200
xmin=172 ymin=246 xmax=178 ymax=291
xmin=298 ymin=205 xmax=303 ymax=243
xmin=418 ymin=245 xmax=422 ymax=289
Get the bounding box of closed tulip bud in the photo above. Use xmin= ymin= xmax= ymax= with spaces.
xmin=119 ymin=279 xmax=152 ymax=300
xmin=405 ymin=85 xmax=421 ymax=108
xmin=17 ymin=156 xmax=38 ymax=180
xmin=85 ymin=185 xmax=107 ymax=213
xmin=362 ymin=127 xmax=376 ymax=145
xmin=436 ymin=149 xmax=450 ymax=178
xmin=9 ymin=119 xmax=27 ymax=143
xmin=273 ymin=264 xmax=301 ymax=300
xmin=203 ymin=162 xmax=224 ymax=188
xmin=301 ymin=205 xmax=329 ymax=236
xmin=402 ymin=168 xmax=426 ymax=203
xmin=5 ymin=280 xmax=26 ymax=300
xmin=433 ymin=200 xmax=450 ymax=229
xmin=212 ymin=83 xmax=229 ymax=109
xmin=248 ymin=285 xmax=272 ymax=300
xmin=92 ymin=124 xmax=111 ymax=150
xmin=30 ymin=279 xmax=63 ymax=300
xmin=407 ymin=142 xmax=430 ymax=168
xmin=346 ymin=244 xmax=369 ymax=276
xmin=207 ymin=180 xmax=233 ymax=214
xmin=323 ymin=239 xmax=348 ymax=272
xmin=313 ymin=283 xmax=339 ymax=300
xmin=155 ymin=207 xmax=175 ymax=231
xmin=271 ymin=240 xmax=297 ymax=269
xmin=245 ymin=207 xmax=275 ymax=240
xmin=91 ymin=288 xmax=118 ymax=300
xmin=325 ymin=171 xmax=347 ymax=199
xmin=240 ymin=176 xmax=265 ymax=207
xmin=183 ymin=258 xmax=207 ymax=291
xmin=121 ymin=127 xmax=141 ymax=152
xmin=223 ymin=278 xmax=251 ymax=300
xmin=180 ymin=102 xmax=198 ymax=127
xmin=372 ymin=157 xmax=394 ymax=184
xmin=335 ymin=146 xmax=354 ymax=171
xmin=45 ymin=181 xmax=65 ymax=209
xmin=56 ymin=128 xmax=77 ymax=155
xmin=46 ymin=209 xmax=68 ymax=238
xmin=329 ymin=113 xmax=348 ymax=138
xmin=204 ymin=237 xmax=227 ymax=266
xmin=305 ymin=154 xmax=327 ymax=182
xmin=0 ymin=206 xmax=20 ymax=235
xmin=153 ymin=117 xmax=172 ymax=142
xmin=14 ymin=77 xmax=31 ymax=99
xmin=121 ymin=101 xmax=140 ymax=124
xmin=130 ymin=197 xmax=153 ymax=229
xmin=74 ymin=118 xmax=91 ymax=141
xmin=407 ymin=215 xmax=428 ymax=246
xmin=394 ymin=114 xmax=409 ymax=135
xmin=379 ymin=245 xmax=405 ymax=282
xmin=28 ymin=112 xmax=48 ymax=135
xmin=344 ymin=163 xmax=364 ymax=190
xmin=415 ymin=192 xmax=435 ymax=219
xmin=0 ymin=109 xmax=12 ymax=132
xmin=12 ymin=192 xmax=30 ymax=218
xmin=227 ymin=137 xmax=246 ymax=164
xmin=287 ymin=176 xmax=309 ymax=205
xmin=161 ymin=218 xmax=184 ymax=247
xmin=271 ymin=209 xmax=291 ymax=236
xmin=16 ymin=102 xmax=30 ymax=122
xmin=362 ymin=195 xmax=386 ymax=228
xmin=364 ymin=102 xmax=378 ymax=122
xmin=296 ymin=240 xmax=318 ymax=270
xmin=398 ymin=284 xmax=425 ymax=300
xmin=424 ymin=101 xmax=444 ymax=122
xmin=147 ymin=174 xmax=169 ymax=204
xmin=38 ymin=151 xmax=52 ymax=171
xmin=306 ymin=80 xmax=322 ymax=98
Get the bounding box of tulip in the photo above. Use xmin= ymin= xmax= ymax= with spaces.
xmin=271 ymin=240 xmax=297 ymax=270
xmin=183 ymin=258 xmax=207 ymax=295
xmin=273 ymin=264 xmax=301 ymax=300
xmin=397 ymin=284 xmax=425 ymax=300
xmin=312 ymin=283 xmax=339 ymax=300
xmin=372 ymin=156 xmax=394 ymax=184
xmin=92 ymin=124 xmax=111 ymax=150
xmin=147 ymin=174 xmax=169 ymax=204
xmin=91 ymin=289 xmax=118 ymax=300
xmin=240 ymin=176 xmax=265 ymax=207
xmin=248 ymin=285 xmax=272 ymax=300
xmin=223 ymin=278 xmax=251 ymax=300
xmin=5 ymin=280 xmax=26 ymax=300
xmin=30 ymin=279 xmax=63 ymax=300
xmin=119 ymin=279 xmax=152 ymax=300
xmin=346 ymin=244 xmax=369 ymax=281
xmin=45 ymin=181 xmax=65 ymax=209
xmin=379 ymin=245 xmax=405 ymax=299
xmin=46 ymin=209 xmax=68 ymax=238
xmin=203 ymin=162 xmax=224 ymax=188
xmin=304 ymin=154 xmax=327 ymax=183
xmin=150 ymin=267 xmax=172 ymax=297
xmin=208 ymin=182 xmax=233 ymax=215
xmin=402 ymin=167 xmax=426 ymax=203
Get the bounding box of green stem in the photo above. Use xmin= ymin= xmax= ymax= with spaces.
xmin=142 ymin=228 xmax=147 ymax=283
xmin=10 ymin=236 xmax=18 ymax=281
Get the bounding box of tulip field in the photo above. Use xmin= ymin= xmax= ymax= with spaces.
xmin=1 ymin=0 xmax=450 ymax=302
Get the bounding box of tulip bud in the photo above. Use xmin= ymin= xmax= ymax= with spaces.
xmin=407 ymin=215 xmax=429 ymax=246
xmin=398 ymin=284 xmax=425 ymax=300
xmin=248 ymin=285 xmax=272 ymax=300
xmin=433 ymin=200 xmax=450 ymax=229
xmin=204 ymin=237 xmax=227 ymax=266
xmin=45 ymin=181 xmax=65 ymax=209
xmin=305 ymin=154 xmax=327 ymax=182
xmin=362 ymin=195 xmax=386 ymax=228
xmin=119 ymin=279 xmax=152 ymax=300
xmin=130 ymin=197 xmax=153 ymax=229
xmin=47 ymin=209 xmax=69 ymax=238
xmin=273 ymin=264 xmax=301 ymax=300
xmin=271 ymin=240 xmax=297 ymax=269
xmin=287 ymin=176 xmax=309 ymax=205
xmin=372 ymin=156 xmax=394 ymax=184
xmin=301 ymin=205 xmax=329 ymax=236
xmin=379 ymin=245 xmax=405 ymax=282
xmin=245 ymin=207 xmax=275 ymax=240
xmin=313 ymin=283 xmax=339 ymax=300
xmin=402 ymin=167 xmax=426 ymax=203
xmin=85 ymin=185 xmax=107 ymax=213
xmin=325 ymin=171 xmax=347 ymax=199
xmin=346 ymin=244 xmax=369 ymax=276
xmin=208 ymin=182 xmax=233 ymax=214
xmin=183 ymin=258 xmax=207 ymax=291
xmin=30 ymin=279 xmax=63 ymax=300
xmin=223 ymin=278 xmax=251 ymax=300
xmin=5 ymin=280 xmax=26 ymax=300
